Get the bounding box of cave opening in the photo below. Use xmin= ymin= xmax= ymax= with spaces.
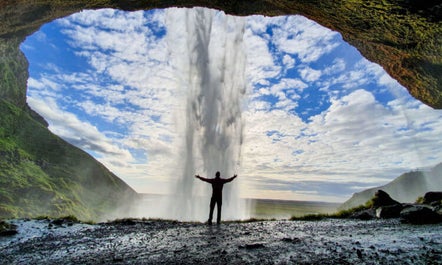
xmin=19 ymin=7 xmax=442 ymax=220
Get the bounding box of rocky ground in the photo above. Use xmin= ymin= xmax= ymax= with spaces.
xmin=0 ymin=218 xmax=441 ymax=265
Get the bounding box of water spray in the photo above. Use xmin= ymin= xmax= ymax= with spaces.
xmin=165 ymin=7 xmax=250 ymax=221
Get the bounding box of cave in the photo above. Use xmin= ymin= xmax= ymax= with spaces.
xmin=0 ymin=1 xmax=441 ymax=221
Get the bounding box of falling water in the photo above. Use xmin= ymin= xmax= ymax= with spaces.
xmin=164 ymin=8 xmax=249 ymax=221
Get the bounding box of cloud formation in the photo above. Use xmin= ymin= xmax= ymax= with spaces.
xmin=23 ymin=8 xmax=442 ymax=202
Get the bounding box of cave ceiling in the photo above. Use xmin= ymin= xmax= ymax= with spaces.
xmin=1 ymin=0 xmax=441 ymax=108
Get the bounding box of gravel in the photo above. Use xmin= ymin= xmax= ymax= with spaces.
xmin=0 ymin=218 xmax=441 ymax=264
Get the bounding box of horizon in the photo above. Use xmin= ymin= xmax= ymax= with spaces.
xmin=138 ymin=192 xmax=343 ymax=204
xmin=21 ymin=7 xmax=442 ymax=203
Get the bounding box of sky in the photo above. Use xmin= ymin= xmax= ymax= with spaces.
xmin=21 ymin=7 xmax=442 ymax=203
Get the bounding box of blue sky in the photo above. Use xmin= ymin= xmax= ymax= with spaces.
xmin=21 ymin=8 xmax=442 ymax=202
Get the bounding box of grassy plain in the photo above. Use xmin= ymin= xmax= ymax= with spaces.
xmin=250 ymin=198 xmax=340 ymax=220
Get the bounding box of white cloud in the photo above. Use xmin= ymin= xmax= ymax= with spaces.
xmin=27 ymin=96 xmax=134 ymax=164
xmin=298 ymin=66 xmax=322 ymax=82
xmin=244 ymin=29 xmax=280 ymax=86
xmin=24 ymin=8 xmax=442 ymax=203
xmin=269 ymin=15 xmax=340 ymax=63
xmin=282 ymin=54 xmax=295 ymax=69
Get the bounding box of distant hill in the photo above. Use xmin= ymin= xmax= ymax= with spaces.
xmin=0 ymin=99 xmax=138 ymax=221
xmin=339 ymin=163 xmax=442 ymax=210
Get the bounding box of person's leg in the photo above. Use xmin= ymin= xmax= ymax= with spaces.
xmin=216 ymin=198 xmax=222 ymax=224
xmin=208 ymin=197 xmax=216 ymax=225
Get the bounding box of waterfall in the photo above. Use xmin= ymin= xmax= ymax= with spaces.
xmin=165 ymin=7 xmax=249 ymax=221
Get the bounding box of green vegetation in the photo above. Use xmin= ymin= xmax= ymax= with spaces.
xmin=290 ymin=198 xmax=374 ymax=221
xmin=251 ymin=199 xmax=339 ymax=219
xmin=289 ymin=205 xmax=369 ymax=221
xmin=415 ymin=196 xmax=424 ymax=204
xmin=268 ymin=0 xmax=442 ymax=108
xmin=0 ymin=40 xmax=27 ymax=107
xmin=0 ymin=99 xmax=137 ymax=221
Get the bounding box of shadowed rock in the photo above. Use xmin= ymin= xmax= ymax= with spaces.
xmin=0 ymin=221 xmax=18 ymax=236
xmin=350 ymin=209 xmax=376 ymax=220
xmin=376 ymin=204 xmax=403 ymax=219
xmin=372 ymin=190 xmax=401 ymax=208
xmin=423 ymin=192 xmax=442 ymax=205
xmin=400 ymin=205 xmax=442 ymax=224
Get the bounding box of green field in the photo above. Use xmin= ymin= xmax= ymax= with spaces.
xmin=249 ymin=199 xmax=341 ymax=220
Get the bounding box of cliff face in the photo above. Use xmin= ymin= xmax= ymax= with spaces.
xmin=1 ymin=0 xmax=441 ymax=108
xmin=0 ymin=99 xmax=137 ymax=221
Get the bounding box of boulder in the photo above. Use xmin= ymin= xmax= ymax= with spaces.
xmin=423 ymin=192 xmax=442 ymax=205
xmin=350 ymin=209 xmax=376 ymax=220
xmin=400 ymin=205 xmax=442 ymax=224
xmin=376 ymin=204 xmax=404 ymax=219
xmin=0 ymin=221 xmax=18 ymax=236
xmin=372 ymin=190 xmax=401 ymax=208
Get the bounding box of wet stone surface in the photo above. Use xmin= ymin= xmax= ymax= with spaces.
xmin=0 ymin=219 xmax=441 ymax=264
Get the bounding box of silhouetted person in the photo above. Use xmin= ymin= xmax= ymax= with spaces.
xmin=195 ymin=171 xmax=237 ymax=225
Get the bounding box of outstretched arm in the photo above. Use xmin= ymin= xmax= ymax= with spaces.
xmin=225 ymin=174 xmax=238 ymax=183
xmin=195 ymin=175 xmax=211 ymax=183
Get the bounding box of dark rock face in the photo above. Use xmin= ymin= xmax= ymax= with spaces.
xmin=372 ymin=190 xmax=401 ymax=208
xmin=347 ymin=190 xmax=442 ymax=224
xmin=0 ymin=220 xmax=18 ymax=236
xmin=376 ymin=204 xmax=403 ymax=219
xmin=423 ymin=191 xmax=442 ymax=205
xmin=350 ymin=209 xmax=375 ymax=220
xmin=400 ymin=205 xmax=442 ymax=224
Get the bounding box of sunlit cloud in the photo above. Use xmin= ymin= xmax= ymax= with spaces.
xmin=22 ymin=8 xmax=442 ymax=202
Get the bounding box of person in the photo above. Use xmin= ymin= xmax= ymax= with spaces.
xmin=195 ymin=171 xmax=237 ymax=225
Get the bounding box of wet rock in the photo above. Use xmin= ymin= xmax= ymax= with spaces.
xmin=0 ymin=221 xmax=17 ymax=236
xmin=423 ymin=192 xmax=442 ymax=205
xmin=376 ymin=204 xmax=404 ymax=219
xmin=0 ymin=229 xmax=18 ymax=236
xmin=240 ymin=242 xmax=266 ymax=249
xmin=372 ymin=190 xmax=401 ymax=208
xmin=51 ymin=219 xmax=64 ymax=226
xmin=356 ymin=249 xmax=363 ymax=259
xmin=351 ymin=209 xmax=376 ymax=220
xmin=281 ymin=237 xmax=301 ymax=244
xmin=111 ymin=218 xmax=136 ymax=225
xmin=400 ymin=205 xmax=442 ymax=224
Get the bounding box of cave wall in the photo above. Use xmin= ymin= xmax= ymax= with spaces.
xmin=0 ymin=0 xmax=441 ymax=109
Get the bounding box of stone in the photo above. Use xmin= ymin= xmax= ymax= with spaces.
xmin=372 ymin=190 xmax=401 ymax=208
xmin=0 ymin=221 xmax=18 ymax=236
xmin=423 ymin=192 xmax=442 ymax=205
xmin=239 ymin=242 xmax=266 ymax=249
xmin=376 ymin=204 xmax=403 ymax=219
xmin=350 ymin=209 xmax=376 ymax=220
xmin=400 ymin=205 xmax=442 ymax=224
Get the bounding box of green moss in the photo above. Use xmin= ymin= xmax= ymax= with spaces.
xmin=290 ymin=214 xmax=328 ymax=221
xmin=415 ymin=196 xmax=424 ymax=204
xmin=290 ymin=199 xmax=373 ymax=221
xmin=0 ymin=99 xmax=136 ymax=221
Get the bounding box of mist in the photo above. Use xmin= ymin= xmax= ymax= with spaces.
xmin=127 ymin=8 xmax=251 ymax=221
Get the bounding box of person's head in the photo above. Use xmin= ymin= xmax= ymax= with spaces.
xmin=215 ymin=171 xmax=220 ymax=178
